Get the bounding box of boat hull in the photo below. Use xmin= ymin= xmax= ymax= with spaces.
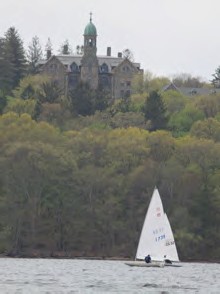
xmin=125 ymin=261 xmax=165 ymax=268
xmin=165 ymin=263 xmax=182 ymax=267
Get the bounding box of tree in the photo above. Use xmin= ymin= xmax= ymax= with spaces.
xmin=59 ymin=39 xmax=72 ymax=55
xmin=27 ymin=36 xmax=43 ymax=74
xmin=172 ymin=73 xmax=205 ymax=88
xmin=4 ymin=27 xmax=27 ymax=88
xmin=68 ymin=82 xmax=95 ymax=116
xmin=168 ymin=104 xmax=204 ymax=135
xmin=0 ymin=37 xmax=14 ymax=93
xmin=0 ymin=90 xmax=7 ymax=114
xmin=143 ymin=71 xmax=170 ymax=93
xmin=143 ymin=90 xmax=167 ymax=131
xmin=211 ymin=66 xmax=220 ymax=88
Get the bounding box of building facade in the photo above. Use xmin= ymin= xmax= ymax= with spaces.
xmin=39 ymin=16 xmax=143 ymax=99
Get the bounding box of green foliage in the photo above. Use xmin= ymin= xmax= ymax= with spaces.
xmin=143 ymin=71 xmax=170 ymax=92
xmin=168 ymin=104 xmax=205 ymax=135
xmin=4 ymin=98 xmax=37 ymax=117
xmin=0 ymin=38 xmax=14 ymax=93
xmin=190 ymin=118 xmax=220 ymax=142
xmin=162 ymin=90 xmax=188 ymax=115
xmin=143 ymin=90 xmax=167 ymax=131
xmin=0 ymin=113 xmax=220 ymax=261
xmin=0 ymin=91 xmax=7 ymax=114
xmin=4 ymin=27 xmax=27 ymax=88
xmin=195 ymin=94 xmax=220 ymax=118
xmin=68 ymin=82 xmax=109 ymax=116
xmin=211 ymin=66 xmax=220 ymax=88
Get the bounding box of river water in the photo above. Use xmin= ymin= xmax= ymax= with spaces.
xmin=0 ymin=258 xmax=219 ymax=293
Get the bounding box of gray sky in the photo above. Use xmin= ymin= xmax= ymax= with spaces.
xmin=1 ymin=0 xmax=220 ymax=81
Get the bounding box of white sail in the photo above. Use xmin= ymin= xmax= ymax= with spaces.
xmin=135 ymin=188 xmax=166 ymax=261
xmin=163 ymin=213 xmax=179 ymax=262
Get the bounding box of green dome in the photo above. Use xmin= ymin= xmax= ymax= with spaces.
xmin=84 ymin=21 xmax=97 ymax=36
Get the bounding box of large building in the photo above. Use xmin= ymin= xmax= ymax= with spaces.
xmin=38 ymin=15 xmax=143 ymax=99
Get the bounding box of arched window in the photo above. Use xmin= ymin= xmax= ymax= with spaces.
xmin=70 ymin=62 xmax=79 ymax=72
xmin=100 ymin=63 xmax=108 ymax=73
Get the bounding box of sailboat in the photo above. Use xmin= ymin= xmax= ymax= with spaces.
xmin=125 ymin=187 xmax=180 ymax=267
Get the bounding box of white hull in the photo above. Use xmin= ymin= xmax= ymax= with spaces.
xmin=125 ymin=260 xmax=165 ymax=268
xmin=165 ymin=263 xmax=182 ymax=267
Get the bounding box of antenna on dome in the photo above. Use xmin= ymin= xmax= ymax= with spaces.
xmin=90 ymin=12 xmax=93 ymax=22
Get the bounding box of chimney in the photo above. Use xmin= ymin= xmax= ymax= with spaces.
xmin=118 ymin=52 xmax=122 ymax=58
xmin=107 ymin=47 xmax=111 ymax=56
xmin=47 ymin=49 xmax=51 ymax=60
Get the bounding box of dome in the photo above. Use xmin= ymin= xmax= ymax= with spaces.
xmin=84 ymin=20 xmax=97 ymax=36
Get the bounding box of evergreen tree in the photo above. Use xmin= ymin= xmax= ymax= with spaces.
xmin=68 ymin=82 xmax=95 ymax=116
xmin=0 ymin=37 xmax=14 ymax=93
xmin=27 ymin=36 xmax=42 ymax=74
xmin=143 ymin=90 xmax=167 ymax=131
xmin=0 ymin=90 xmax=7 ymax=114
xmin=4 ymin=27 xmax=27 ymax=89
xmin=94 ymin=87 xmax=110 ymax=112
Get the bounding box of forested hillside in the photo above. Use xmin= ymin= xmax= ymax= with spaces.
xmin=0 ymin=27 xmax=220 ymax=261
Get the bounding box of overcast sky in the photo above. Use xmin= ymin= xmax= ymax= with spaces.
xmin=1 ymin=0 xmax=220 ymax=81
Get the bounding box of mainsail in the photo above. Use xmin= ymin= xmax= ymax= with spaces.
xmin=135 ymin=188 xmax=179 ymax=262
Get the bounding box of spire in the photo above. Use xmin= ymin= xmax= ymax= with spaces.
xmin=90 ymin=12 xmax=92 ymax=22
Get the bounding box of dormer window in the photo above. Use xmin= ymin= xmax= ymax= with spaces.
xmin=70 ymin=62 xmax=79 ymax=72
xmin=100 ymin=63 xmax=108 ymax=73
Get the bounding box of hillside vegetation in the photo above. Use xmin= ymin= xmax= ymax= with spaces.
xmin=0 ymin=27 xmax=220 ymax=261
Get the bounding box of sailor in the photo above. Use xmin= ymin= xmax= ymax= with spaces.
xmin=145 ymin=254 xmax=151 ymax=263
xmin=164 ymin=255 xmax=172 ymax=264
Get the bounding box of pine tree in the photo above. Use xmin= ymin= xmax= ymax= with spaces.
xmin=143 ymin=90 xmax=167 ymax=131
xmin=27 ymin=36 xmax=42 ymax=74
xmin=68 ymin=82 xmax=95 ymax=116
xmin=4 ymin=27 xmax=27 ymax=88
xmin=0 ymin=37 xmax=14 ymax=93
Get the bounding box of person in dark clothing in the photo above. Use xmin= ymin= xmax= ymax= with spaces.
xmin=164 ymin=255 xmax=172 ymax=264
xmin=145 ymin=254 xmax=151 ymax=263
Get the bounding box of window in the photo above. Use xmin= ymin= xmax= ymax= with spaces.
xmin=48 ymin=63 xmax=58 ymax=72
xmin=125 ymin=90 xmax=131 ymax=97
xmin=122 ymin=66 xmax=130 ymax=72
xmin=70 ymin=62 xmax=79 ymax=72
xmin=126 ymin=81 xmax=131 ymax=87
xmin=100 ymin=63 xmax=108 ymax=73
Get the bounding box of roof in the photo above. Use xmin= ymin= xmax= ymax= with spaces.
xmin=38 ymin=54 xmax=141 ymax=72
xmin=163 ymin=82 xmax=220 ymax=96
xmin=84 ymin=21 xmax=97 ymax=36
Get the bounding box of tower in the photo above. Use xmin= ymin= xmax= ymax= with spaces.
xmin=80 ymin=13 xmax=99 ymax=89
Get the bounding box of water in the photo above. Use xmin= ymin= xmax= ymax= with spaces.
xmin=0 ymin=258 xmax=219 ymax=293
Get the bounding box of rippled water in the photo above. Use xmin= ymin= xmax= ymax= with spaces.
xmin=0 ymin=258 xmax=219 ymax=293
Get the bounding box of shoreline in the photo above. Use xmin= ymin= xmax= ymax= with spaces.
xmin=0 ymin=253 xmax=219 ymax=263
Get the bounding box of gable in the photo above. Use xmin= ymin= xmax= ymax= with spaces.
xmin=113 ymin=58 xmax=139 ymax=74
